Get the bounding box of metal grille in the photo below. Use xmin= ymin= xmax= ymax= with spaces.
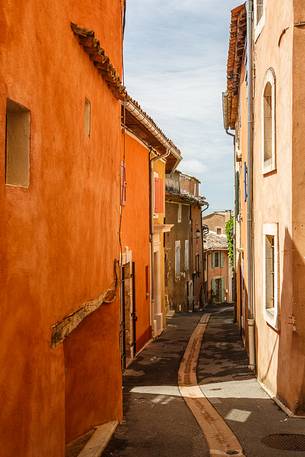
xmin=262 ymin=434 xmax=305 ymax=451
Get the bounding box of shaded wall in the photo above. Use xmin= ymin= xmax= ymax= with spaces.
xmin=165 ymin=201 xmax=191 ymax=311
xmin=252 ymin=0 xmax=293 ymax=405
xmin=122 ymin=132 xmax=151 ymax=351
xmin=0 ymin=1 xmax=123 ymax=455
xmin=276 ymin=1 xmax=305 ymax=413
xmin=191 ymin=205 xmax=204 ymax=307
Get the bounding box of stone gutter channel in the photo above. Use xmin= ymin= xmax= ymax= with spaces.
xmin=178 ymin=313 xmax=246 ymax=457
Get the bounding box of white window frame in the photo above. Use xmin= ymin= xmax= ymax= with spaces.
xmin=175 ymin=240 xmax=181 ymax=278
xmin=178 ymin=203 xmax=182 ymax=223
xmin=254 ymin=0 xmax=265 ymax=42
xmin=263 ymin=223 xmax=279 ymax=330
xmin=261 ymin=68 xmax=276 ymax=175
xmin=184 ymin=240 xmax=189 ymax=271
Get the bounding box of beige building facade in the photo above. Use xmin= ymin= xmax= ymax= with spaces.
xmin=224 ymin=0 xmax=305 ymax=414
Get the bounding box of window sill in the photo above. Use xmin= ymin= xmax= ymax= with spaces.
xmin=264 ymin=308 xmax=279 ymax=330
xmin=254 ymin=18 xmax=265 ymax=42
xmin=262 ymin=162 xmax=276 ymax=175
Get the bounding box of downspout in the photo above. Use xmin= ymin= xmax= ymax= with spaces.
xmin=246 ymin=0 xmax=255 ymax=371
xmin=149 ymin=148 xmax=171 ymax=335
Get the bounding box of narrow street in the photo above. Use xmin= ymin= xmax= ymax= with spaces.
xmin=104 ymin=306 xmax=305 ymax=457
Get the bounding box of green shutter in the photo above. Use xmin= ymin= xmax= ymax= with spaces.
xmin=211 ymin=278 xmax=216 ymax=295
xmin=221 ymin=252 xmax=225 ymax=268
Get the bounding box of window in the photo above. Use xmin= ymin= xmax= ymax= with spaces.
xmin=178 ymin=203 xmax=182 ymax=223
xmin=262 ymin=69 xmax=276 ymax=174
xmin=256 ymin=0 xmax=264 ymax=24
xmin=216 ymin=227 xmax=222 ymax=235
xmin=184 ymin=240 xmax=189 ymax=271
xmin=5 ymin=99 xmax=30 ymax=187
xmin=254 ymin=0 xmax=265 ymax=41
xmin=263 ymin=223 xmax=279 ymax=329
xmin=212 ymin=252 xmax=219 ymax=268
xmin=175 ymin=241 xmax=181 ymax=277
xmin=212 ymin=252 xmax=224 ymax=269
xmin=84 ymin=98 xmax=91 ymax=137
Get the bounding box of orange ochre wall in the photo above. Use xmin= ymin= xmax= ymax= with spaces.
xmin=0 ymin=1 xmax=123 ymax=456
xmin=122 ymin=133 xmax=151 ymax=350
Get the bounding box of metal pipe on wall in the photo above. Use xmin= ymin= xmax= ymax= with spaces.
xmin=246 ymin=0 xmax=256 ymax=371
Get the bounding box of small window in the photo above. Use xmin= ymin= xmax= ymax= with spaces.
xmin=263 ymin=223 xmax=279 ymax=329
xmin=84 ymin=98 xmax=91 ymax=137
xmin=212 ymin=252 xmax=220 ymax=268
xmin=175 ymin=241 xmax=181 ymax=277
xmin=256 ymin=0 xmax=264 ymax=25
xmin=254 ymin=0 xmax=265 ymax=41
xmin=216 ymin=227 xmax=222 ymax=235
xmin=262 ymin=69 xmax=276 ymax=174
xmin=178 ymin=203 xmax=182 ymax=223
xmin=212 ymin=252 xmax=224 ymax=269
xmin=184 ymin=240 xmax=189 ymax=271
xmin=5 ymin=99 xmax=30 ymax=187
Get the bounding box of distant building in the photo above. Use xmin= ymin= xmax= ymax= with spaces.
xmin=203 ymin=211 xmax=233 ymax=304
xmin=165 ymin=171 xmax=208 ymax=312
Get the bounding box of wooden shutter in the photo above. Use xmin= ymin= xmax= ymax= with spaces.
xmin=154 ymin=177 xmax=164 ymax=214
xmin=221 ymin=252 xmax=225 ymax=268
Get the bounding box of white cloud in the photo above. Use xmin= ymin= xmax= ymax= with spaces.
xmin=124 ymin=0 xmax=242 ymax=211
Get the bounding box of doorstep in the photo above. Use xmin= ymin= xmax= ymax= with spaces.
xmin=66 ymin=421 xmax=118 ymax=457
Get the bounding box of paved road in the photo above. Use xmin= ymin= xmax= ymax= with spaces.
xmin=103 ymin=306 xmax=305 ymax=457
xmin=198 ymin=305 xmax=305 ymax=457
xmin=103 ymin=313 xmax=209 ymax=457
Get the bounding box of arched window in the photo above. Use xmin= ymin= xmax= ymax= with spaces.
xmin=262 ymin=69 xmax=276 ymax=174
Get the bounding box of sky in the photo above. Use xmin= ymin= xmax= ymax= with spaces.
xmin=123 ymin=0 xmax=242 ymax=213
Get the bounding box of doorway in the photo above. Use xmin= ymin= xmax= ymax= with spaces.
xmin=120 ymin=261 xmax=137 ymax=369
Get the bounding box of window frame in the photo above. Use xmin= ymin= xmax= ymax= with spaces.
xmin=263 ymin=223 xmax=279 ymax=330
xmin=178 ymin=203 xmax=182 ymax=223
xmin=254 ymin=0 xmax=265 ymax=42
xmin=184 ymin=239 xmax=189 ymax=271
xmin=175 ymin=240 xmax=181 ymax=278
xmin=5 ymin=99 xmax=31 ymax=188
xmin=261 ymin=68 xmax=276 ymax=175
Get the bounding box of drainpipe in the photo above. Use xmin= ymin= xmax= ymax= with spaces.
xmin=246 ymin=0 xmax=255 ymax=371
xmin=149 ymin=148 xmax=171 ymax=335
